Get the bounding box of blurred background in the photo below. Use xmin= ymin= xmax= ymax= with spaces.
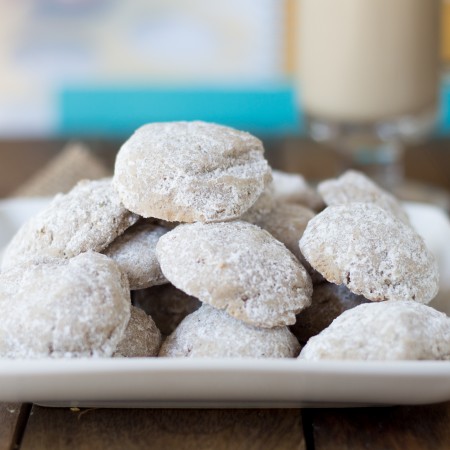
xmin=0 ymin=0 xmax=296 ymax=137
xmin=0 ymin=0 xmax=449 ymax=198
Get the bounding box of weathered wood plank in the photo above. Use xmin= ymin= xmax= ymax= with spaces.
xmin=0 ymin=403 xmax=31 ymax=450
xmin=20 ymin=407 xmax=305 ymax=450
xmin=311 ymin=402 xmax=450 ymax=450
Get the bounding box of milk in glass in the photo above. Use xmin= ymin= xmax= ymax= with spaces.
xmin=298 ymin=0 xmax=440 ymax=123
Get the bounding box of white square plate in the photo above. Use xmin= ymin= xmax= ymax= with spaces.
xmin=0 ymin=198 xmax=449 ymax=408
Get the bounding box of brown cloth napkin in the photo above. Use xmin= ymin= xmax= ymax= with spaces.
xmin=11 ymin=142 xmax=112 ymax=197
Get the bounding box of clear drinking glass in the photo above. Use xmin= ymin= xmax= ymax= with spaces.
xmin=297 ymin=0 xmax=441 ymax=189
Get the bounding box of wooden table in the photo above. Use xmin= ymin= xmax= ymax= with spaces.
xmin=1 ymin=402 xmax=449 ymax=449
xmin=1 ymin=137 xmax=450 ymax=197
xmin=0 ymin=138 xmax=449 ymax=450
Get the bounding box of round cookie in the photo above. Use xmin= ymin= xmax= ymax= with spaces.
xmin=133 ymin=284 xmax=201 ymax=336
xmin=272 ymin=170 xmax=324 ymax=211
xmin=318 ymin=170 xmax=409 ymax=224
xmin=299 ymin=301 xmax=450 ymax=361
xmin=159 ymin=305 xmax=301 ymax=358
xmin=290 ymin=283 xmax=370 ymax=344
xmin=114 ymin=306 xmax=162 ymax=357
xmin=0 ymin=252 xmax=131 ymax=358
xmin=299 ymin=203 xmax=439 ymax=303
xmin=156 ymin=221 xmax=312 ymax=328
xmin=103 ymin=220 xmax=169 ymax=290
xmin=113 ymin=121 xmax=272 ymax=223
xmin=1 ymin=179 xmax=138 ymax=271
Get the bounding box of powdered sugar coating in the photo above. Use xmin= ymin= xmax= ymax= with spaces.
xmin=318 ymin=170 xmax=410 ymax=224
xmin=272 ymin=170 xmax=324 ymax=211
xmin=114 ymin=306 xmax=162 ymax=357
xmin=1 ymin=179 xmax=139 ymax=271
xmin=103 ymin=220 xmax=169 ymax=290
xmin=244 ymin=202 xmax=323 ymax=284
xmin=250 ymin=203 xmax=314 ymax=264
xmin=300 ymin=203 xmax=439 ymax=303
xmin=133 ymin=284 xmax=201 ymax=336
xmin=156 ymin=221 xmax=312 ymax=328
xmin=240 ymin=183 xmax=276 ymax=224
xmin=0 ymin=252 xmax=131 ymax=358
xmin=299 ymin=301 xmax=450 ymax=360
xmin=290 ymin=283 xmax=370 ymax=344
xmin=113 ymin=121 xmax=272 ymax=223
xmin=159 ymin=305 xmax=300 ymax=358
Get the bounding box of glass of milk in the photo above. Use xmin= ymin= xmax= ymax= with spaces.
xmin=298 ymin=0 xmax=440 ymax=187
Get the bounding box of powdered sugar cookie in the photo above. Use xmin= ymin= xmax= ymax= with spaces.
xmin=159 ymin=305 xmax=300 ymax=358
xmin=240 ymin=183 xmax=275 ymax=224
xmin=156 ymin=221 xmax=312 ymax=328
xmin=290 ymin=283 xmax=369 ymax=344
xmin=244 ymin=202 xmax=323 ymax=284
xmin=318 ymin=170 xmax=409 ymax=224
xmin=133 ymin=284 xmax=201 ymax=336
xmin=114 ymin=306 xmax=161 ymax=357
xmin=113 ymin=121 xmax=271 ymax=223
xmin=300 ymin=203 xmax=439 ymax=303
xmin=1 ymin=179 xmax=138 ymax=271
xmin=250 ymin=203 xmax=314 ymax=264
xmin=299 ymin=301 xmax=450 ymax=360
xmin=272 ymin=170 xmax=323 ymax=211
xmin=0 ymin=252 xmax=130 ymax=358
xmin=103 ymin=220 xmax=169 ymax=290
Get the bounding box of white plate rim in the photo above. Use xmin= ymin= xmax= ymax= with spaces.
xmin=1 ymin=359 xmax=449 ymax=408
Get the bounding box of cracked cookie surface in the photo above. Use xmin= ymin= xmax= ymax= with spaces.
xmin=300 ymin=203 xmax=439 ymax=303
xmin=113 ymin=121 xmax=272 ymax=223
xmin=0 ymin=252 xmax=131 ymax=358
xmin=159 ymin=305 xmax=300 ymax=358
xmin=1 ymin=179 xmax=138 ymax=270
xmin=156 ymin=221 xmax=312 ymax=328
xmin=299 ymin=301 xmax=450 ymax=360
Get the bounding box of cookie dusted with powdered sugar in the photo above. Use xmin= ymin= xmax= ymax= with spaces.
xmin=318 ymin=170 xmax=409 ymax=224
xmin=156 ymin=221 xmax=312 ymax=328
xmin=299 ymin=301 xmax=450 ymax=361
xmin=103 ymin=220 xmax=169 ymax=290
xmin=300 ymin=203 xmax=439 ymax=303
xmin=240 ymin=183 xmax=275 ymax=224
xmin=114 ymin=306 xmax=162 ymax=357
xmin=1 ymin=179 xmax=138 ymax=271
xmin=113 ymin=121 xmax=272 ymax=223
xmin=0 ymin=252 xmax=131 ymax=358
xmin=159 ymin=305 xmax=300 ymax=358
xmin=272 ymin=170 xmax=324 ymax=211
xmin=133 ymin=284 xmax=201 ymax=336
xmin=290 ymin=283 xmax=370 ymax=344
xmin=244 ymin=201 xmax=323 ymax=284
xmin=248 ymin=203 xmax=315 ymax=266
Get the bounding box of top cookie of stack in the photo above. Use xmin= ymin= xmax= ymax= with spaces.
xmin=113 ymin=121 xmax=272 ymax=223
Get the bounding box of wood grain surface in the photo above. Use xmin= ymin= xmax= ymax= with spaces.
xmin=0 ymin=404 xmax=31 ymax=450
xmin=19 ymin=407 xmax=305 ymax=450
xmin=309 ymin=401 xmax=450 ymax=450
xmin=1 ymin=402 xmax=447 ymax=450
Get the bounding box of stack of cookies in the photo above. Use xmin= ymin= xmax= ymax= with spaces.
xmin=0 ymin=121 xmax=448 ymax=361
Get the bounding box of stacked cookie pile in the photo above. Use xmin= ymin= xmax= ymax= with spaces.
xmin=0 ymin=121 xmax=449 ymax=360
